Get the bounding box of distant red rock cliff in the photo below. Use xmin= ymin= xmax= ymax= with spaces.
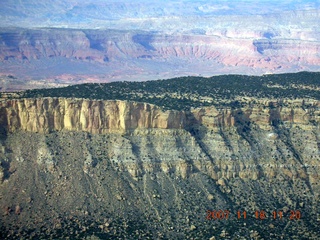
xmin=0 ymin=28 xmax=319 ymax=74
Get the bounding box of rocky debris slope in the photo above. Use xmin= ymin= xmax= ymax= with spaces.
xmin=0 ymin=97 xmax=320 ymax=238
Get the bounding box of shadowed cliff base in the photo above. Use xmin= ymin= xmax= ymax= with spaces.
xmin=0 ymin=128 xmax=320 ymax=239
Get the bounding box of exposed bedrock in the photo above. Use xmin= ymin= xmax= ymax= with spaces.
xmin=1 ymin=28 xmax=320 ymax=69
xmin=1 ymin=98 xmax=319 ymax=133
xmin=0 ymin=97 xmax=319 ymax=238
xmin=0 ymin=97 xmax=319 ymax=184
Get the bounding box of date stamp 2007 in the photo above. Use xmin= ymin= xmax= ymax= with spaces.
xmin=206 ymin=210 xmax=301 ymax=220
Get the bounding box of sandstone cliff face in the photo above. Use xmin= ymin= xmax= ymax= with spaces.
xmin=191 ymin=100 xmax=320 ymax=131
xmin=1 ymin=97 xmax=319 ymax=182
xmin=0 ymin=98 xmax=186 ymax=133
xmin=1 ymin=98 xmax=319 ymax=134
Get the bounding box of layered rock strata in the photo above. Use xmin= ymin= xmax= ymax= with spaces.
xmin=0 ymin=97 xmax=320 ymax=238
xmin=0 ymin=98 xmax=319 ymax=133
xmin=0 ymin=98 xmax=186 ymax=133
xmin=0 ymin=97 xmax=319 ymax=182
xmin=1 ymin=29 xmax=319 ymax=70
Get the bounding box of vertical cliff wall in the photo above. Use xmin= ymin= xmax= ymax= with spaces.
xmin=1 ymin=98 xmax=319 ymax=134
xmin=0 ymin=98 xmax=187 ymax=133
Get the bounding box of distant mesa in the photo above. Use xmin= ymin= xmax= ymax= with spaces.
xmin=0 ymin=28 xmax=319 ymax=88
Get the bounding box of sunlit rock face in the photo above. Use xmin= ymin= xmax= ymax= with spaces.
xmin=1 ymin=98 xmax=319 ymax=134
xmin=0 ymin=98 xmax=187 ymax=133
xmin=0 ymin=97 xmax=319 ymax=181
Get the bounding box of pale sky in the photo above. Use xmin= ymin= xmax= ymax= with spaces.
xmin=0 ymin=0 xmax=319 ymax=28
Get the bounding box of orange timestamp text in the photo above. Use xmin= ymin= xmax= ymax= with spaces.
xmin=206 ymin=210 xmax=301 ymax=220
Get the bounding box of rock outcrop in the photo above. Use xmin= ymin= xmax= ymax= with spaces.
xmin=1 ymin=97 xmax=319 ymax=133
xmin=1 ymin=97 xmax=319 ymax=184
xmin=1 ymin=29 xmax=319 ymax=69
xmin=0 ymin=97 xmax=320 ymax=239
xmin=0 ymin=98 xmax=186 ymax=133
xmin=1 ymin=28 xmax=320 ymax=90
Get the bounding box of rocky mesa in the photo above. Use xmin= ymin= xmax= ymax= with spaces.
xmin=1 ymin=97 xmax=319 ymax=134
xmin=0 ymin=97 xmax=320 ymax=239
xmin=1 ymin=28 xmax=320 ymax=90
xmin=0 ymin=98 xmax=187 ymax=133
xmin=0 ymin=97 xmax=319 ymax=181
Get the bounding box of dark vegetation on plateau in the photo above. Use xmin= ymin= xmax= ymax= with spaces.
xmin=19 ymin=71 xmax=320 ymax=110
xmin=1 ymin=72 xmax=320 ymax=239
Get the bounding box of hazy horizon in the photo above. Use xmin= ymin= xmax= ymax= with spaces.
xmin=1 ymin=0 xmax=320 ymax=29
xmin=0 ymin=0 xmax=320 ymax=90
